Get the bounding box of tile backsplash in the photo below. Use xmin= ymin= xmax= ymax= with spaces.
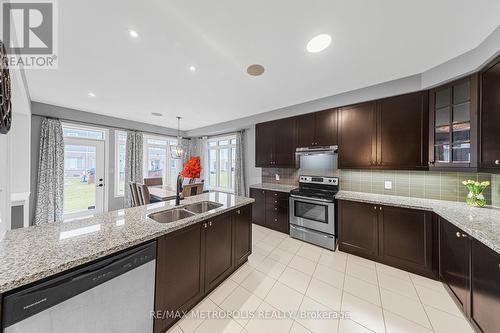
xmin=261 ymin=168 xmax=499 ymax=207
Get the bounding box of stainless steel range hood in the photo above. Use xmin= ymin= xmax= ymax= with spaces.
xmin=295 ymin=145 xmax=338 ymax=156
xmin=295 ymin=145 xmax=338 ymax=170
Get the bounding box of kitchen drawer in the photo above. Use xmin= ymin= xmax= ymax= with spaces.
xmin=266 ymin=210 xmax=289 ymax=233
xmin=265 ymin=191 xmax=289 ymax=203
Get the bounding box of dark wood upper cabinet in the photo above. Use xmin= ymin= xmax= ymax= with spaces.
xmin=338 ymin=200 xmax=379 ymax=259
xmin=154 ymin=223 xmax=205 ymax=333
xmin=315 ymin=108 xmax=338 ymax=146
xmin=255 ymin=118 xmax=296 ymax=168
xmin=378 ymin=92 xmax=428 ymax=169
xmin=429 ymin=75 xmax=478 ymax=170
xmin=338 ymin=102 xmax=377 ymax=169
xmin=204 ymin=213 xmax=234 ymax=291
xmin=378 ymin=205 xmax=434 ymax=277
xmin=296 ymin=113 xmax=316 ymax=148
xmin=296 ymin=109 xmax=338 ymax=147
xmin=274 ymin=117 xmax=297 ymax=167
xmin=480 ymin=57 xmax=500 ymax=172
xmin=255 ymin=121 xmax=275 ymax=167
xmin=470 ymin=239 xmax=500 ymax=333
xmin=232 ymin=205 xmax=252 ymax=267
xmin=439 ymin=217 xmax=470 ymax=314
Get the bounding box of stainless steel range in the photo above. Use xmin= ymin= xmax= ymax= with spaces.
xmin=289 ymin=175 xmax=339 ymax=251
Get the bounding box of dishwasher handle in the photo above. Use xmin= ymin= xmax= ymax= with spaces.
xmin=2 ymin=241 xmax=156 ymax=329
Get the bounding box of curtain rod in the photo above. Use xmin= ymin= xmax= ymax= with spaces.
xmin=41 ymin=115 xmax=185 ymax=139
xmin=195 ymin=128 xmax=246 ymax=140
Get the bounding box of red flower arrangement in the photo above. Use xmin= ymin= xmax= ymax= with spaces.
xmin=181 ymin=156 xmax=202 ymax=179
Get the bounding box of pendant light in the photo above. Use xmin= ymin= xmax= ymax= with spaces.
xmin=170 ymin=116 xmax=184 ymax=159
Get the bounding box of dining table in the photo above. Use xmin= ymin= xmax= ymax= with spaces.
xmin=148 ymin=185 xmax=177 ymax=201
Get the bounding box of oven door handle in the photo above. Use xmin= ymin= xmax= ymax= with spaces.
xmin=290 ymin=194 xmax=334 ymax=203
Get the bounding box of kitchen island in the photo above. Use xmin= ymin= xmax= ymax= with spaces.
xmin=0 ymin=191 xmax=254 ymax=332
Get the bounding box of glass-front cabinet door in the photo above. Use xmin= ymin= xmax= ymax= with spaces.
xmin=429 ymin=75 xmax=478 ymax=170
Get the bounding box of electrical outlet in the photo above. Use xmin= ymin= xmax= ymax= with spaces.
xmin=384 ymin=181 xmax=392 ymax=190
xmin=275 ymin=174 xmax=280 ymax=181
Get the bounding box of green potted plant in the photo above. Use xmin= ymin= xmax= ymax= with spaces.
xmin=462 ymin=180 xmax=490 ymax=207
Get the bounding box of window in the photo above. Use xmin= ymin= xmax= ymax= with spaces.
xmin=63 ymin=126 xmax=104 ymax=140
xmin=143 ymin=134 xmax=181 ymax=188
xmin=207 ymin=135 xmax=237 ymax=192
xmin=114 ymin=131 xmax=127 ymax=197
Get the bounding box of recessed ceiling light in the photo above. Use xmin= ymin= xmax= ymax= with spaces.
xmin=189 ymin=65 xmax=197 ymax=72
xmin=88 ymin=92 xmax=96 ymax=97
xmin=151 ymin=112 xmax=163 ymax=117
xmin=128 ymin=29 xmax=139 ymax=38
xmin=247 ymin=64 xmax=265 ymax=76
xmin=307 ymin=34 xmax=332 ymax=53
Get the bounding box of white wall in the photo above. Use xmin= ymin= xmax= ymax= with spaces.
xmin=8 ymin=66 xmax=32 ymax=229
xmin=0 ymin=133 xmax=10 ymax=238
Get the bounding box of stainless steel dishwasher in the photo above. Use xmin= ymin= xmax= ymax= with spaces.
xmin=2 ymin=241 xmax=156 ymax=333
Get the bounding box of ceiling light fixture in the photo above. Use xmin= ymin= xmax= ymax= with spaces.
xmin=247 ymin=64 xmax=265 ymax=76
xmin=170 ymin=116 xmax=184 ymax=159
xmin=88 ymin=92 xmax=96 ymax=97
xmin=189 ymin=65 xmax=197 ymax=72
xmin=306 ymin=34 xmax=332 ymax=53
xmin=128 ymin=29 xmax=139 ymax=38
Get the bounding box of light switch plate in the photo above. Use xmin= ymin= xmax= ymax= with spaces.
xmin=385 ymin=181 xmax=392 ymax=190
xmin=275 ymin=174 xmax=280 ymax=181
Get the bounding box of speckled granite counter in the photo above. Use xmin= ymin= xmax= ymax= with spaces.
xmin=0 ymin=192 xmax=254 ymax=294
xmin=336 ymin=190 xmax=500 ymax=255
xmin=250 ymin=183 xmax=296 ymax=193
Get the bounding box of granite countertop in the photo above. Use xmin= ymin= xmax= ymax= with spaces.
xmin=336 ymin=190 xmax=500 ymax=255
xmin=0 ymin=192 xmax=254 ymax=294
xmin=250 ymin=183 xmax=296 ymax=193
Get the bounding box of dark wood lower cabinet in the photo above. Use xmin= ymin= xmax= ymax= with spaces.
xmin=249 ymin=188 xmax=289 ymax=234
xmin=338 ymin=200 xmax=436 ymax=278
xmin=470 ymin=239 xmax=500 ymax=333
xmin=154 ymin=223 xmax=205 ymax=332
xmin=154 ymin=205 xmax=252 ymax=333
xmin=233 ymin=205 xmax=252 ymax=267
xmin=250 ymin=188 xmax=266 ymax=227
xmin=338 ymin=200 xmax=378 ymax=259
xmin=379 ymin=206 xmax=434 ymax=277
xmin=439 ymin=217 xmax=470 ymax=313
xmin=204 ymin=213 xmax=234 ymax=291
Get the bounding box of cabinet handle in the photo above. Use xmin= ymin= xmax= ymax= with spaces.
xmin=456 ymin=232 xmax=461 ymax=238
xmin=495 ymin=160 xmax=500 ymax=165
xmin=379 ymin=206 xmax=382 ymax=211
xmin=275 ymin=219 xmax=278 ymax=222
xmin=275 ymin=207 xmax=277 ymax=211
xmin=203 ymin=223 xmax=207 ymax=228
xmin=236 ymin=210 xmax=241 ymax=215
xmin=209 ymin=221 xmax=212 ymax=227
xmin=274 ymin=193 xmax=278 ymax=196
xmin=461 ymin=233 xmax=468 ymax=238
xmin=374 ymin=206 xmax=377 ymax=210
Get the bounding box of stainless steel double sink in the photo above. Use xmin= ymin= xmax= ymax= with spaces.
xmin=147 ymin=201 xmax=223 ymax=224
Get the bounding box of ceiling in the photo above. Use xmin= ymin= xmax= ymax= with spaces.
xmin=25 ymin=0 xmax=500 ymax=130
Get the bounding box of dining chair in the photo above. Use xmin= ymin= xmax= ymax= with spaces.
xmin=129 ymin=182 xmax=140 ymax=207
xmin=137 ymin=184 xmax=151 ymax=205
xmin=144 ymin=177 xmax=163 ymax=186
xmin=182 ymin=183 xmax=204 ymax=197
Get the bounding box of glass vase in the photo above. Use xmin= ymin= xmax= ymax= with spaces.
xmin=466 ymin=191 xmax=486 ymax=207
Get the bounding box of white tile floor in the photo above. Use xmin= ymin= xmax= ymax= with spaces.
xmin=167 ymin=224 xmax=475 ymax=333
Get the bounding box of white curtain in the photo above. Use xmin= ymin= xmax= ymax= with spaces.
xmin=235 ymin=131 xmax=246 ymax=196
xmin=34 ymin=118 xmax=64 ymax=225
xmin=124 ymin=131 xmax=143 ymax=207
